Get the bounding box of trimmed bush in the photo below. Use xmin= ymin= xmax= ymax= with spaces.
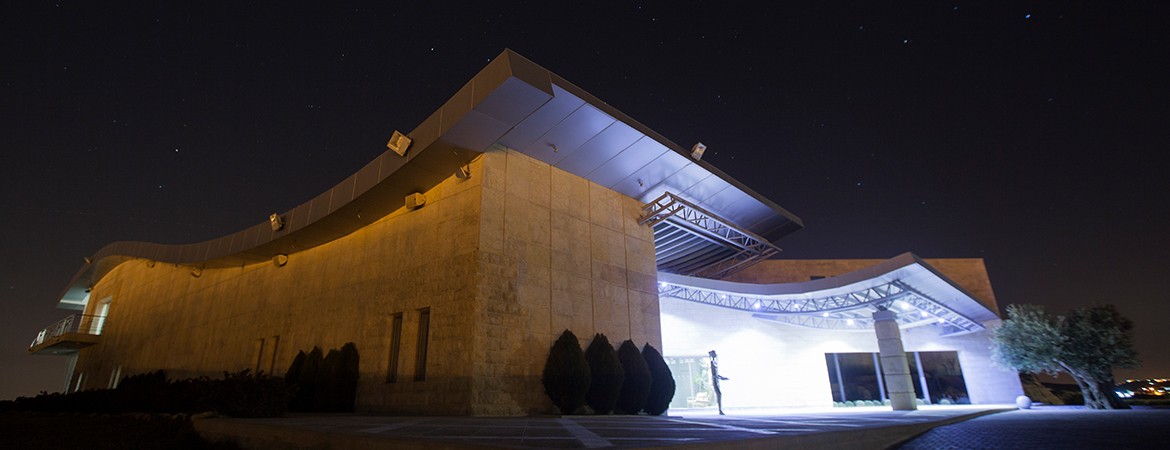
xmin=320 ymin=349 xmax=341 ymax=410
xmin=210 ymin=370 xmax=292 ymax=417
xmin=285 ymin=350 xmax=306 ymax=383
xmin=336 ymin=342 xmax=360 ymax=412
xmin=542 ymin=329 xmax=591 ymax=414
xmin=584 ymin=334 xmax=624 ymax=414
xmin=289 ymin=346 xmax=325 ymax=412
xmin=2 ymin=369 xmax=290 ymax=417
xmin=285 ymin=343 xmax=360 ymax=412
xmin=641 ymin=343 xmax=675 ymax=415
xmin=615 ymin=340 xmax=651 ymax=414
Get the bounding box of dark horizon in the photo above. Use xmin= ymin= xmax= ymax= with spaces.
xmin=2 ymin=2 xmax=1168 ymax=400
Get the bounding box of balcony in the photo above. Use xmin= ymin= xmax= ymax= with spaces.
xmin=28 ymin=314 xmax=104 ymax=355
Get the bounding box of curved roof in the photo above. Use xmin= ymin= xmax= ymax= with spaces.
xmin=56 ymin=49 xmax=803 ymax=309
xmin=658 ymin=253 xmax=999 ymax=336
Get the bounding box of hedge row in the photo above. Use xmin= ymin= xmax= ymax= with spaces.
xmin=285 ymin=342 xmax=360 ymax=412
xmin=541 ymin=330 xmax=675 ymax=415
xmin=1 ymin=369 xmax=290 ymax=417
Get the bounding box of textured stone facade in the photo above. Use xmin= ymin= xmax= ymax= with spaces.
xmin=71 ymin=146 xmax=659 ymax=416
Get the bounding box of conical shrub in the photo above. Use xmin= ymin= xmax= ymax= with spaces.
xmin=336 ymin=342 xmax=360 ymax=413
xmin=615 ymin=340 xmax=651 ymax=414
xmin=541 ymin=329 xmax=591 ymax=414
xmin=641 ymin=343 xmax=675 ymax=415
xmin=584 ymin=334 xmax=624 ymax=414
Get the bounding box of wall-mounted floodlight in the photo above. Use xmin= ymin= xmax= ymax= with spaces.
xmin=691 ymin=142 xmax=707 ymax=160
xmin=269 ymin=213 xmax=284 ymax=231
xmin=455 ymin=165 xmax=471 ymax=180
xmin=405 ymin=192 xmax=426 ymax=210
xmin=273 ymin=254 xmax=289 ymax=267
xmin=387 ymin=130 xmax=412 ymax=157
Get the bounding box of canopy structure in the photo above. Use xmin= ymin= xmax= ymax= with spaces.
xmin=658 ymin=253 xmax=998 ymax=336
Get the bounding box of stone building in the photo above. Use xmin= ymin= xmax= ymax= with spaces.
xmin=30 ymin=50 xmax=1022 ymax=415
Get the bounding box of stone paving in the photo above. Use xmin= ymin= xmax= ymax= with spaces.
xmin=896 ymin=405 xmax=1170 ymax=450
xmin=196 ymin=405 xmax=1008 ymax=449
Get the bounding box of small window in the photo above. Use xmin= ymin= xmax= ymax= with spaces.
xmin=387 ymin=313 xmax=403 ymax=383
xmin=414 ymin=308 xmax=430 ymax=381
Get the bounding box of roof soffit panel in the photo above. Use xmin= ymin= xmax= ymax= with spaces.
xmin=438 ymin=110 xmax=513 ymax=152
xmin=497 ymin=84 xmax=584 ymax=150
xmin=555 ymin=120 xmax=643 ymax=176
xmin=588 ymin=136 xmax=668 ymax=188
xmin=679 ymin=173 xmax=733 ymax=204
xmin=524 ymin=102 xmax=616 ymax=166
xmin=611 ymin=150 xmax=692 ymax=199
xmin=439 ymin=81 xmax=474 ymax=136
xmin=472 ymin=76 xmax=554 ymax=128
xmin=639 ymin=163 xmax=714 ymax=203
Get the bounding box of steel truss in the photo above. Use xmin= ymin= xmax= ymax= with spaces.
xmin=659 ymin=279 xmax=985 ymax=335
xmin=639 ymin=192 xmax=779 ymax=279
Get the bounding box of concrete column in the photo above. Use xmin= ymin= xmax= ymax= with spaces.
xmin=873 ymin=309 xmax=917 ymax=410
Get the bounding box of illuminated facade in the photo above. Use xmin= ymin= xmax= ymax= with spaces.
xmin=30 ymin=50 xmax=1022 ymax=415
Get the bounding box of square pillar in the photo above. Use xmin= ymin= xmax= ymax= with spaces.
xmin=873 ymin=309 xmax=917 ymax=411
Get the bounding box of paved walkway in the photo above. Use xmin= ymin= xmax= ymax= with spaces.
xmin=194 ymin=405 xmax=1009 ymax=449
xmin=896 ymin=405 xmax=1170 ymax=449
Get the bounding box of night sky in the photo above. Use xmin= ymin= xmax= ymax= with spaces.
xmin=2 ymin=2 xmax=1168 ymax=400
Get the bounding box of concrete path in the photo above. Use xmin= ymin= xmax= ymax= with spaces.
xmin=194 ymin=405 xmax=1009 ymax=449
xmin=896 ymin=406 xmax=1170 ymax=449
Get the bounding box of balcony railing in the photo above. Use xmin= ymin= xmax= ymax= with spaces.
xmin=29 ymin=314 xmax=105 ymax=355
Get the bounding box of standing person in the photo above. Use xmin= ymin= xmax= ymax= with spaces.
xmin=709 ymin=350 xmax=730 ymax=415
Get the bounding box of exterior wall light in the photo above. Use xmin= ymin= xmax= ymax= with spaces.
xmin=269 ymin=213 xmax=284 ymax=231
xmin=691 ymin=142 xmax=707 ymax=160
xmin=387 ymin=130 xmax=412 ymax=157
xmin=405 ymin=192 xmax=426 ymax=210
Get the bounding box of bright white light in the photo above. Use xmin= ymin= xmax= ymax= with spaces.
xmin=937 ymin=319 xmax=946 ymax=324
xmin=659 ymin=282 xmax=668 ymax=289
xmin=719 ymin=294 xmax=727 ymax=299
xmin=846 ymin=319 xmax=855 ymax=326
xmin=753 ymin=302 xmax=761 ymax=310
xmin=897 ymin=301 xmax=911 ymax=311
xmin=822 ymin=312 xmax=830 ymax=318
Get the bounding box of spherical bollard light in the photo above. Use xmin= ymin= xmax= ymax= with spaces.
xmin=1016 ymin=395 xmax=1033 ymax=410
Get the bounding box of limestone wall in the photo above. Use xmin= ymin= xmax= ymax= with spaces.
xmin=76 ymin=155 xmax=486 ymax=414
xmin=470 ymin=147 xmax=660 ymax=415
xmin=72 ymin=146 xmax=662 ymax=416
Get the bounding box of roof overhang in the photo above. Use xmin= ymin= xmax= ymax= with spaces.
xmin=55 ymin=49 xmax=803 ymax=309
xmin=658 ymin=253 xmax=999 ymax=336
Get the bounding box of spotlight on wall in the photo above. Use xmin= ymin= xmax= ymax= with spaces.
xmin=387 ymin=130 xmax=412 ymax=157
xmin=190 ymin=267 xmax=202 ymax=278
xmin=273 ymin=254 xmax=289 ymax=267
xmin=269 ymin=213 xmax=285 ymax=232
xmin=455 ymin=164 xmax=471 ymax=180
xmin=405 ymin=192 xmax=426 ymax=210
xmin=690 ymin=142 xmax=707 ymax=160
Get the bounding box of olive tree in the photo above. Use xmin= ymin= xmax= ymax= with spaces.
xmin=992 ymin=304 xmax=1137 ymax=409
